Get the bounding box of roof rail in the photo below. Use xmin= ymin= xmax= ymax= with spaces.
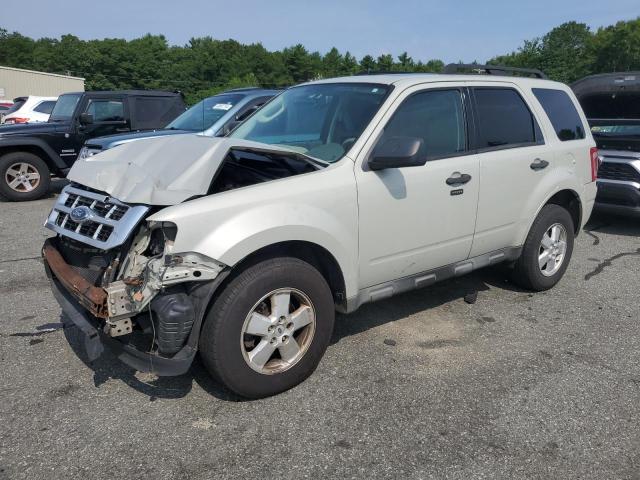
xmin=354 ymin=70 xmax=415 ymax=76
xmin=444 ymin=63 xmax=547 ymax=79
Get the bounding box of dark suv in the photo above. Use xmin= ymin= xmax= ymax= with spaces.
xmin=79 ymin=88 xmax=279 ymax=160
xmin=0 ymin=90 xmax=185 ymax=201
xmin=573 ymin=73 xmax=640 ymax=216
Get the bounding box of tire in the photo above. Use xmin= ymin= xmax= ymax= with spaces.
xmin=512 ymin=204 xmax=575 ymax=291
xmin=199 ymin=257 xmax=335 ymax=399
xmin=0 ymin=151 xmax=51 ymax=201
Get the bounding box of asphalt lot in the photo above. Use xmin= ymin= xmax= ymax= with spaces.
xmin=1 ymin=183 xmax=639 ymax=480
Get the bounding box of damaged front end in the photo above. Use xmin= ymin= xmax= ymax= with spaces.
xmin=42 ymin=185 xmax=227 ymax=375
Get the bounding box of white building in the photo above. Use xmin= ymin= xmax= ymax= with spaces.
xmin=0 ymin=66 xmax=85 ymax=100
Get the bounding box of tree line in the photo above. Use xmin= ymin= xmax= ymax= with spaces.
xmin=0 ymin=17 xmax=638 ymax=104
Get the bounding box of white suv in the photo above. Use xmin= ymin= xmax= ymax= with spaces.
xmin=43 ymin=66 xmax=598 ymax=398
xmin=2 ymin=95 xmax=58 ymax=124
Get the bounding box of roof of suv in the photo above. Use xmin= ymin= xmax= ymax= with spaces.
xmin=62 ymin=90 xmax=184 ymax=97
xmin=305 ymin=73 xmax=566 ymax=90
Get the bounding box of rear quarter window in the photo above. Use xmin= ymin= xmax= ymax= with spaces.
xmin=473 ymin=88 xmax=542 ymax=150
xmin=532 ymin=88 xmax=586 ymax=141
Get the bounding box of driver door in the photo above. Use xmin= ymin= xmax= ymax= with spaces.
xmin=76 ymin=96 xmax=129 ymax=147
xmin=355 ymin=85 xmax=480 ymax=288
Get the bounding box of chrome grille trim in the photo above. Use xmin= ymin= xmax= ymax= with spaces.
xmin=45 ymin=185 xmax=149 ymax=250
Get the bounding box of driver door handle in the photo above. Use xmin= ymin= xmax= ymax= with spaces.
xmin=446 ymin=172 xmax=472 ymax=186
xmin=530 ymin=158 xmax=549 ymax=171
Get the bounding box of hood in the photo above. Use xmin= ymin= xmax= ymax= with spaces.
xmin=86 ymin=128 xmax=193 ymax=150
xmin=0 ymin=121 xmax=63 ymax=136
xmin=67 ymin=134 xmax=321 ymax=205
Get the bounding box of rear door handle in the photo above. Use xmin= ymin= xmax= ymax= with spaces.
xmin=446 ymin=172 xmax=472 ymax=186
xmin=530 ymin=158 xmax=549 ymax=171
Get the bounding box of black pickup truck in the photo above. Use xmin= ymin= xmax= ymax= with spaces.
xmin=0 ymin=90 xmax=185 ymax=201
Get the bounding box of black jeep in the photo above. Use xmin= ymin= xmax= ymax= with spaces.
xmin=0 ymin=90 xmax=185 ymax=201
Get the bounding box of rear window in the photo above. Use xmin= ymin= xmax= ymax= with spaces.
xmin=533 ymin=88 xmax=586 ymax=141
xmin=33 ymin=101 xmax=56 ymax=114
xmin=5 ymin=100 xmax=25 ymax=115
xmin=473 ymin=88 xmax=541 ymax=149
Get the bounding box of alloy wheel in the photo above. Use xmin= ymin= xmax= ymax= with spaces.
xmin=240 ymin=288 xmax=316 ymax=375
xmin=538 ymin=223 xmax=567 ymax=276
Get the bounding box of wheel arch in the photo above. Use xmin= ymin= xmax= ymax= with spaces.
xmin=224 ymin=240 xmax=348 ymax=310
xmin=0 ymin=139 xmax=66 ymax=174
xmin=544 ymin=189 xmax=582 ymax=234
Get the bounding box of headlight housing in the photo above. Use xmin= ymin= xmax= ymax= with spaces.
xmin=78 ymin=146 xmax=100 ymax=161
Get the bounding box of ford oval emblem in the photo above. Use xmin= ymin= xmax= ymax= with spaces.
xmin=70 ymin=206 xmax=93 ymax=223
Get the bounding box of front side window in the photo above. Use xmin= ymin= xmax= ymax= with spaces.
xmin=33 ymin=101 xmax=56 ymax=115
xmin=533 ymin=88 xmax=586 ymax=141
xmin=230 ymin=83 xmax=391 ymax=162
xmin=85 ymin=99 xmax=124 ymax=122
xmin=377 ymin=89 xmax=466 ymax=161
xmin=49 ymin=94 xmax=81 ymax=122
xmin=474 ymin=88 xmax=541 ymax=149
xmin=167 ymin=94 xmax=245 ymax=132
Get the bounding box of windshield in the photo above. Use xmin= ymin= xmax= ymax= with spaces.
xmin=49 ymin=94 xmax=81 ymax=122
xmin=230 ymin=83 xmax=391 ymax=162
xmin=582 ymin=93 xmax=640 ymax=137
xmin=591 ymin=124 xmax=640 ymax=137
xmin=166 ymin=93 xmax=245 ymax=131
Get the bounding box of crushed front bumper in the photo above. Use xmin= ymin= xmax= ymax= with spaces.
xmin=42 ymin=238 xmax=198 ymax=376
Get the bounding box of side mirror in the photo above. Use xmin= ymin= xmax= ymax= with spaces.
xmin=79 ymin=113 xmax=94 ymax=125
xmin=368 ymin=136 xmax=425 ymax=171
xmin=222 ymin=120 xmax=242 ymax=136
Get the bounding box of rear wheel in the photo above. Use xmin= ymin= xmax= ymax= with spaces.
xmin=199 ymin=257 xmax=335 ymax=398
xmin=512 ymin=204 xmax=575 ymax=291
xmin=0 ymin=152 xmax=51 ymax=201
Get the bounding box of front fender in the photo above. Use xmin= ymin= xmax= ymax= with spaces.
xmin=148 ymin=161 xmax=359 ymax=298
xmin=0 ymin=137 xmax=66 ymax=170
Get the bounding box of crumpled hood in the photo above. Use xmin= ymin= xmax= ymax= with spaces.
xmin=67 ymin=134 xmax=312 ymax=205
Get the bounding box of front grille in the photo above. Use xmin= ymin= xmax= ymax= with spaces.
xmin=45 ymin=185 xmax=149 ymax=250
xmin=598 ymin=162 xmax=640 ymax=183
xmin=63 ymin=193 xmax=129 ymax=221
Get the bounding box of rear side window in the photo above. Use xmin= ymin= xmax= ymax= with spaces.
xmin=132 ymin=96 xmax=185 ymax=130
xmin=379 ymin=89 xmax=466 ymax=160
xmin=533 ymin=88 xmax=586 ymax=141
xmin=33 ymin=101 xmax=56 ymax=114
xmin=473 ymin=88 xmax=541 ymax=149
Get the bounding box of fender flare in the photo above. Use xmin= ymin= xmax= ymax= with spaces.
xmin=0 ymin=137 xmax=67 ymax=171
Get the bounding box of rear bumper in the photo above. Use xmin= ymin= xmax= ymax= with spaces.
xmin=42 ymin=238 xmax=197 ymax=376
xmin=595 ymin=180 xmax=640 ymax=216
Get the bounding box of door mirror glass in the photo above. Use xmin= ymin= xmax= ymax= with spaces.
xmin=78 ymin=113 xmax=94 ymax=125
xmin=369 ymin=136 xmax=425 ymax=170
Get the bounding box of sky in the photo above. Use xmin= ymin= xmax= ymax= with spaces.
xmin=2 ymin=0 xmax=638 ymax=63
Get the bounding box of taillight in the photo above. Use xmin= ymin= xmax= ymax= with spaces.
xmin=5 ymin=117 xmax=29 ymax=124
xmin=590 ymin=147 xmax=600 ymax=182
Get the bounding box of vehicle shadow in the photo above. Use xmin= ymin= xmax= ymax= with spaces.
xmin=331 ymin=266 xmax=524 ymax=344
xmin=62 ymin=316 xmax=244 ymax=402
xmin=61 ymin=267 xmax=518 ymax=403
xmin=585 ymin=211 xmax=640 ymax=238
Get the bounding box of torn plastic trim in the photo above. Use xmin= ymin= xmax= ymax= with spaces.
xmin=45 ymin=253 xmax=228 ymax=376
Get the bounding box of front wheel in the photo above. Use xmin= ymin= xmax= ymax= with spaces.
xmin=0 ymin=152 xmax=51 ymax=201
xmin=512 ymin=204 xmax=575 ymax=291
xmin=199 ymin=257 xmax=335 ymax=398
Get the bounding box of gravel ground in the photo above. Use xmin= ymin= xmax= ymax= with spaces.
xmin=1 ymin=184 xmax=639 ymax=479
